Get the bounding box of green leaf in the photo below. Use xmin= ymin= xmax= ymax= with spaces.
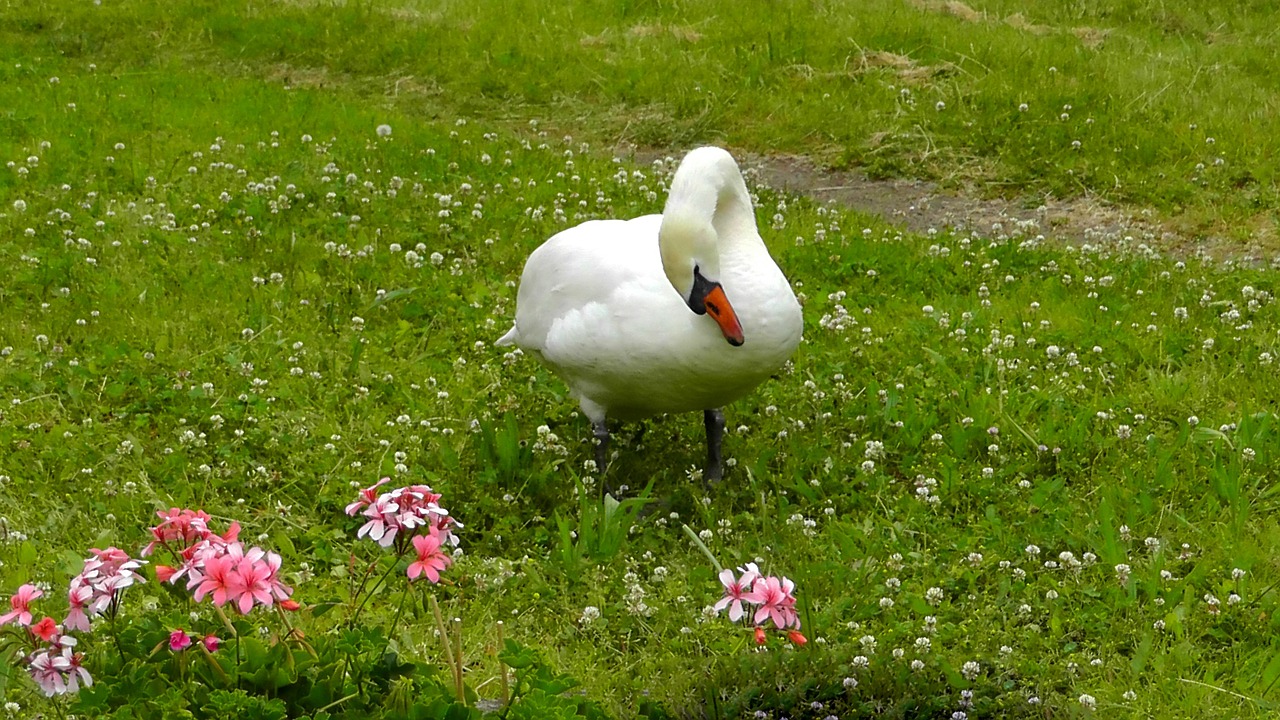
xmin=1131 ymin=631 xmax=1154 ymax=674
xmin=17 ymin=541 xmax=38 ymax=568
xmin=499 ymin=639 xmax=538 ymax=670
xmin=1258 ymin=649 xmax=1280 ymax=693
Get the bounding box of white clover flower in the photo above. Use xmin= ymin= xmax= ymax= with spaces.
xmin=1115 ymin=564 xmax=1131 ymax=584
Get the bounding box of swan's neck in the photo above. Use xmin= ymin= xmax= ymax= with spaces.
xmin=662 ymin=148 xmax=761 ymax=254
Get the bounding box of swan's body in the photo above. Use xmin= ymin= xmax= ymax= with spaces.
xmin=497 ymin=147 xmax=802 ymax=481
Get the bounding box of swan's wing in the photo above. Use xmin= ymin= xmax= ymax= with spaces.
xmin=509 ymin=214 xmax=668 ymax=354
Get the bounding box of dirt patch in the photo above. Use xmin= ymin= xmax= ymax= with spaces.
xmin=914 ymin=0 xmax=1111 ymax=49
xmin=584 ymin=24 xmax=704 ymax=46
xmin=739 ymin=152 xmax=1161 ymax=246
xmin=620 ymin=146 xmax=1276 ymax=261
xmin=853 ymin=50 xmax=954 ymax=83
xmin=1003 ymin=13 xmax=1053 ymax=34
xmin=628 ymin=24 xmax=704 ymax=42
xmin=266 ymin=63 xmax=334 ymax=90
xmin=913 ymin=0 xmax=985 ymax=23
xmin=1070 ymin=26 xmax=1111 ymax=48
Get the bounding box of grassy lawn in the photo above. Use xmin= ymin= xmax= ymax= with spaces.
xmin=6 ymin=0 xmax=1280 ymax=241
xmin=2 ymin=0 xmax=1280 ymax=717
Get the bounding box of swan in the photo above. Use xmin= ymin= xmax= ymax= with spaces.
xmin=496 ymin=146 xmax=803 ymax=487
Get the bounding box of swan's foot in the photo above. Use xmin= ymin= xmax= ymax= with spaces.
xmin=703 ymin=408 xmax=725 ymax=485
xmin=592 ymin=418 xmax=612 ymax=495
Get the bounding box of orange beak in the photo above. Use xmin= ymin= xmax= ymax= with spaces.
xmin=702 ymin=284 xmax=745 ymax=347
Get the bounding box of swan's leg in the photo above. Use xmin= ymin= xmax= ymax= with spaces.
xmin=704 ymin=408 xmax=726 ymax=484
xmin=591 ymin=418 xmax=610 ymax=476
xmin=582 ymin=398 xmax=613 ymax=495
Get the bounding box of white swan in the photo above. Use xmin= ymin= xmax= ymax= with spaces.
xmin=497 ymin=146 xmax=803 ymax=485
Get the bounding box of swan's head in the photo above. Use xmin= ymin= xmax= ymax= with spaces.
xmin=659 ymin=216 xmax=745 ymax=346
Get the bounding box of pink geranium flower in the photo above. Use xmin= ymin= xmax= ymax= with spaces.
xmin=357 ymin=496 xmax=402 ymax=548
xmin=62 ymin=649 xmax=92 ymax=693
xmin=742 ymin=575 xmax=800 ymax=630
xmin=345 ymin=477 xmax=392 ymax=516
xmin=350 ymin=481 xmax=462 ymax=549
xmin=27 ymin=649 xmax=68 ymax=696
xmin=229 ymin=555 xmax=276 ymax=614
xmin=142 ymin=508 xmax=212 ymax=556
xmin=68 ymin=546 xmax=147 ymax=629
xmin=202 ymin=634 xmax=221 ymax=652
xmin=64 ymin=583 xmax=93 ymax=633
xmin=169 ymin=630 xmax=193 ymax=652
xmin=713 ymin=564 xmax=760 ymax=622
xmin=31 ymin=616 xmax=59 ymax=643
xmin=154 ymin=565 xmax=178 ymax=584
xmin=193 ymin=554 xmax=238 ymax=607
xmin=0 ymin=584 xmax=44 ymax=627
xmin=260 ymin=551 xmax=294 ymax=602
xmin=407 ymin=533 xmax=452 ymax=583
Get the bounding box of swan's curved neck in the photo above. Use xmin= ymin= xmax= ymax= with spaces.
xmin=662 ymin=148 xmax=760 ymax=252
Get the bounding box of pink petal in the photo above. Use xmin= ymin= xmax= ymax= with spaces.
xmin=753 ymin=606 xmax=769 ymax=625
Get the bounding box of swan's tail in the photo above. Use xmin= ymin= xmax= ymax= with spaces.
xmin=495 ymin=326 xmax=518 ymax=347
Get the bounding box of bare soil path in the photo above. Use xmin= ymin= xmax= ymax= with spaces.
xmin=623 ymin=146 xmax=1276 ymax=263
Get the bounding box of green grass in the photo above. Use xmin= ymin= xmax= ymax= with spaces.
xmin=3 ymin=0 xmax=1280 ymax=717
xmin=4 ymin=0 xmax=1280 ymax=240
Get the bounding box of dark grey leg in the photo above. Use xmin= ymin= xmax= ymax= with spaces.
xmin=704 ymin=408 xmax=725 ymax=484
xmin=592 ymin=418 xmax=611 ymax=494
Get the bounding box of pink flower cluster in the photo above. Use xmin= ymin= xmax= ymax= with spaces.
xmin=149 ymin=508 xmax=296 ymax=614
xmin=2 ymin=546 xmax=147 ymax=696
xmin=66 ymin=547 xmax=148 ymax=631
xmin=714 ymin=564 xmax=805 ymax=645
xmin=347 ymin=479 xmax=460 ymax=582
xmin=27 ymin=643 xmax=91 ymax=697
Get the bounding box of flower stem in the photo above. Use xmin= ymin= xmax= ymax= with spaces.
xmin=681 ymin=524 xmax=723 ymax=572
xmin=197 ymin=638 xmax=231 ymax=685
xmin=107 ymin=600 xmax=128 ymax=665
xmin=496 ymin=620 xmax=509 ymax=707
xmin=350 ymin=552 xmax=405 ymax=626
xmin=453 ymin=615 xmax=465 ymax=703
xmin=317 ymin=692 xmax=360 ymax=714
xmin=429 ymin=595 xmax=464 ymax=703
xmin=380 ymin=580 xmax=413 ymax=659
xmin=212 ymin=604 xmax=238 ymax=638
